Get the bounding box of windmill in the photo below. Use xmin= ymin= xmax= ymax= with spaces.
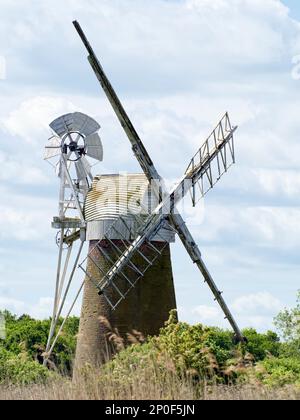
xmin=43 ymin=112 xmax=103 ymax=365
xmin=43 ymin=21 xmax=244 ymax=369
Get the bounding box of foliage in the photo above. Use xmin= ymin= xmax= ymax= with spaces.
xmin=254 ymin=357 xmax=300 ymax=387
xmin=103 ymin=312 xmax=261 ymax=385
xmin=0 ymin=311 xmax=79 ymax=373
xmin=1 ymin=292 xmax=300 ymax=389
xmin=156 ymin=311 xmax=231 ymax=378
xmin=274 ymin=291 xmax=300 ymax=361
xmin=274 ymin=291 xmax=300 ymax=342
xmin=103 ymin=310 xmax=298 ymax=388
xmin=242 ymin=328 xmax=280 ymax=361
xmin=0 ymin=347 xmax=53 ymax=385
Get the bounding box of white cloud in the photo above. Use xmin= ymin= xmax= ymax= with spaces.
xmin=188 ymin=292 xmax=284 ymax=331
xmin=0 ymin=0 xmax=297 ymax=93
xmin=0 ymin=296 xmax=81 ymax=320
xmin=0 ymin=296 xmax=53 ymax=319
xmin=186 ymin=0 xmax=291 ymax=65
xmin=254 ymin=168 xmax=300 ymax=197
xmin=1 ymin=96 xmax=77 ymax=144
xmin=0 ymin=297 xmax=27 ymax=314
xmin=232 ymin=292 xmax=283 ymax=315
xmin=0 ymin=150 xmax=50 ymax=185
xmin=192 ymin=305 xmax=222 ymax=322
xmin=188 ymin=203 xmax=300 ymax=250
xmin=28 ymin=297 xmax=54 ymax=319
xmin=0 ymin=0 xmax=299 ymax=331
xmin=0 ymin=187 xmax=56 ymax=241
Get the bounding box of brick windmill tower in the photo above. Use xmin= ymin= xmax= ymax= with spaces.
xmin=74 ymin=173 xmax=177 ymax=368
xmin=43 ymin=22 xmax=244 ymax=372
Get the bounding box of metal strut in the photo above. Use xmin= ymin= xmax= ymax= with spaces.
xmin=43 ymin=240 xmax=85 ymax=366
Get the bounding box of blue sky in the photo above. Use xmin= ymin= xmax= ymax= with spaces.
xmin=283 ymin=0 xmax=300 ymax=20
xmin=0 ymin=0 xmax=300 ymax=333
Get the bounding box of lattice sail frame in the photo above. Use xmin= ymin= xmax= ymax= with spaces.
xmin=79 ymin=113 xmax=236 ymax=311
xmin=79 ymin=214 xmax=176 ymax=310
xmin=186 ymin=113 xmax=236 ymax=206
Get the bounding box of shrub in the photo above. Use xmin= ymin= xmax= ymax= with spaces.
xmin=0 ymin=348 xmax=53 ymax=385
xmin=255 ymin=357 xmax=300 ymax=387
xmin=274 ymin=291 xmax=300 ymax=342
xmin=242 ymin=328 xmax=281 ymax=361
xmin=102 ymin=311 xmax=288 ymax=387
xmin=103 ymin=311 xmax=241 ymax=385
xmin=0 ymin=311 xmax=79 ymax=373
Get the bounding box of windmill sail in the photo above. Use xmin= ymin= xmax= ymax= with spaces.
xmin=85 ymin=133 xmax=103 ymax=161
xmin=75 ymin=156 xmax=92 ymax=181
xmin=186 ymin=113 xmax=236 ymax=206
xmin=50 ymin=112 xmax=100 ymax=138
xmin=79 ymin=214 xmax=176 ymax=310
xmin=74 ymin=20 xmax=244 ymax=342
xmin=44 ymin=136 xmax=61 ymax=160
xmin=79 ymin=115 xmax=236 ymax=310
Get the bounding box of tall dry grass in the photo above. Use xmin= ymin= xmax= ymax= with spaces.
xmin=1 ymin=318 xmax=299 ymax=400
xmin=1 ymin=356 xmax=299 ymax=401
xmin=1 ymin=379 xmax=299 ymax=400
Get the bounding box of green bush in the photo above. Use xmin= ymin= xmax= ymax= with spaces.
xmin=0 ymin=348 xmax=53 ymax=385
xmin=274 ymin=291 xmax=300 ymax=343
xmin=156 ymin=311 xmax=232 ymax=377
xmin=0 ymin=311 xmax=79 ymax=373
xmin=255 ymin=357 xmax=300 ymax=387
xmin=0 ymin=303 xmax=298 ymax=388
xmin=103 ymin=311 xmax=288 ymax=387
xmin=105 ymin=311 xmax=242 ymax=384
xmin=279 ymin=340 xmax=300 ymax=359
xmin=242 ymin=328 xmax=281 ymax=361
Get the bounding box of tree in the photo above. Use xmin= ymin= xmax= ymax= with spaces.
xmin=242 ymin=328 xmax=280 ymax=361
xmin=274 ymin=291 xmax=300 ymax=342
xmin=0 ymin=311 xmax=79 ymax=373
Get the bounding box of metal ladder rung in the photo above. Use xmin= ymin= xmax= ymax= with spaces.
xmin=129 ymin=213 xmax=145 ymax=224
xmin=102 ymin=239 xmax=145 ymax=279
xmin=95 ymin=244 xmax=135 ymax=287
xmin=79 ymin=255 xmax=112 ymax=289
xmin=102 ymin=281 xmax=136 ymax=311
xmin=110 ymin=280 xmax=126 ymax=300
xmin=104 ymin=236 xmax=124 ymax=256
xmin=134 ymin=246 xmax=155 ymax=266
xmin=122 ymin=260 xmax=145 ymax=277
xmin=118 ymin=237 xmax=132 ymax=250
xmin=102 ymin=252 xmax=144 ymax=281
xmin=96 ymin=243 xmax=117 ymax=266
xmin=87 ymin=254 xmax=107 ymax=275
xmin=78 ymin=265 xmax=99 ymax=289
xmin=144 ymin=240 xmax=163 ymax=255
xmin=118 ymin=270 xmax=135 ymax=288
xmin=119 ymin=216 xmax=137 ymax=233
xmin=102 ymin=292 xmax=115 ymax=309
xmin=111 ymin=241 xmax=144 ymax=276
